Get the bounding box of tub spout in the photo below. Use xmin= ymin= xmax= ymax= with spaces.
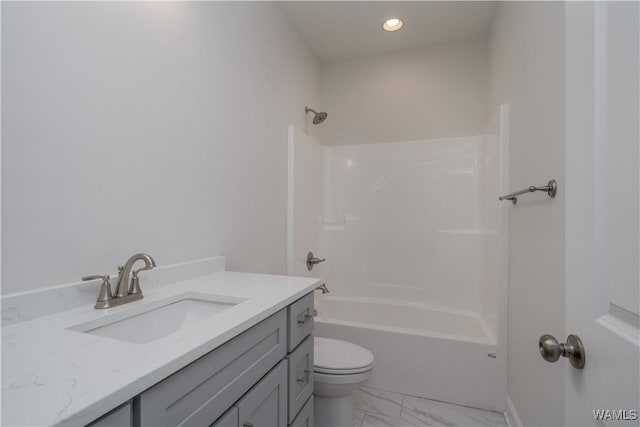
xmin=315 ymin=283 xmax=329 ymax=294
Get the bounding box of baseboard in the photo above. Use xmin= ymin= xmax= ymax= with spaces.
xmin=504 ymin=395 xmax=523 ymax=427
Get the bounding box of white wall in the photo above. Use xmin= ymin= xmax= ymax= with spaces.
xmin=489 ymin=2 xmax=566 ymax=425
xmin=1 ymin=2 xmax=319 ymax=294
xmin=319 ymin=37 xmax=489 ymax=146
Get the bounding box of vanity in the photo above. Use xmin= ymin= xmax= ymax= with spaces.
xmin=93 ymin=292 xmax=314 ymax=427
xmin=1 ymin=257 xmax=319 ymax=427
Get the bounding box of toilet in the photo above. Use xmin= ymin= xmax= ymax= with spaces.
xmin=313 ymin=337 xmax=374 ymax=427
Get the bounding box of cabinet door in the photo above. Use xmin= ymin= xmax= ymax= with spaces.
xmin=287 ymin=335 xmax=313 ymax=423
xmin=237 ymin=360 xmax=288 ymax=427
xmin=211 ymin=407 xmax=239 ymax=427
xmin=289 ymin=396 xmax=313 ymax=427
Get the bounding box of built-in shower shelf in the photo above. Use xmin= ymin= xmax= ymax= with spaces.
xmin=321 ymin=216 xmax=360 ymax=230
xmin=322 ymin=218 xmax=346 ymax=225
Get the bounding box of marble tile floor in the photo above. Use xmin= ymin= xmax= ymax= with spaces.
xmin=352 ymin=386 xmax=507 ymax=427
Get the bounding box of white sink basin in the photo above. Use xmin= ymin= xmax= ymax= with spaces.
xmin=68 ymin=293 xmax=247 ymax=344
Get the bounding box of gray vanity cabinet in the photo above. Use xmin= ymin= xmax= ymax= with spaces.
xmin=138 ymin=310 xmax=287 ymax=426
xmin=88 ymin=292 xmax=315 ymax=427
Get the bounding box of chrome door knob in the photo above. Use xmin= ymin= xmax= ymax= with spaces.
xmin=539 ymin=335 xmax=562 ymax=362
xmin=538 ymin=334 xmax=586 ymax=369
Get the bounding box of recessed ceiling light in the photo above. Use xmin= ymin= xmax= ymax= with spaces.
xmin=382 ymin=18 xmax=404 ymax=32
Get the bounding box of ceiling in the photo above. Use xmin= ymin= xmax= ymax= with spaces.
xmin=280 ymin=1 xmax=498 ymax=63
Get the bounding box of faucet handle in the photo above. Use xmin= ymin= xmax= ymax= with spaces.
xmin=82 ymin=275 xmax=113 ymax=309
xmin=82 ymin=274 xmax=109 ymax=282
xmin=128 ymin=267 xmax=150 ymax=296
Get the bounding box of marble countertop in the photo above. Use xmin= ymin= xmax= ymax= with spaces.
xmin=1 ymin=265 xmax=320 ymax=426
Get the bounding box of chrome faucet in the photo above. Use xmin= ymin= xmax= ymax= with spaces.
xmin=115 ymin=253 xmax=156 ymax=298
xmin=315 ymin=283 xmax=329 ymax=294
xmin=83 ymin=253 xmax=156 ymax=309
xmin=313 ymin=283 xmax=329 ymax=317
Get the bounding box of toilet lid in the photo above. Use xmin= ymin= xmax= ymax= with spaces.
xmin=314 ymin=337 xmax=374 ymax=374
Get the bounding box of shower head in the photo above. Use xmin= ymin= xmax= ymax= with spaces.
xmin=305 ymin=107 xmax=328 ymax=125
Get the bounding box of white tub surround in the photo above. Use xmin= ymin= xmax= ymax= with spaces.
xmin=320 ymin=136 xmax=501 ymax=326
xmin=1 ymin=257 xmax=320 ymax=426
xmin=288 ymin=128 xmax=508 ymax=412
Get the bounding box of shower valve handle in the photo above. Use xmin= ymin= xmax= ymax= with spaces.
xmin=306 ymin=252 xmax=326 ymax=271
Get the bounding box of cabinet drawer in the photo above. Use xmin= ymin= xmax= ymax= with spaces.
xmin=237 ymin=359 xmax=288 ymax=427
xmin=139 ymin=309 xmax=287 ymax=426
xmin=289 ymin=396 xmax=313 ymax=427
xmin=288 ymin=293 xmax=314 ymax=351
xmin=286 ymin=335 xmax=314 ymax=423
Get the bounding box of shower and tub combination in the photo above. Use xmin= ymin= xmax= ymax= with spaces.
xmin=288 ymin=106 xmax=509 ymax=412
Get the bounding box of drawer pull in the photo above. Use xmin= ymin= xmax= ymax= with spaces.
xmin=296 ymin=313 xmax=312 ymax=325
xmin=296 ymin=369 xmax=311 ymax=383
xmin=243 ymin=423 xmax=254 ymax=427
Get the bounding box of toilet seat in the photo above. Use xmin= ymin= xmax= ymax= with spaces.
xmin=313 ymin=369 xmax=372 ymax=385
xmin=314 ymin=363 xmax=374 ymax=375
xmin=314 ymin=337 xmax=374 ymax=375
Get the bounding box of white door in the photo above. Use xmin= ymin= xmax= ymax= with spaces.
xmin=565 ymin=2 xmax=639 ymax=425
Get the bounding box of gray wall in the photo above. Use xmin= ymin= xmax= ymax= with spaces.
xmin=319 ymin=37 xmax=489 ymax=146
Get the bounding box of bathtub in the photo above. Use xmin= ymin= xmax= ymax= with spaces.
xmin=314 ymin=296 xmax=505 ymax=412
